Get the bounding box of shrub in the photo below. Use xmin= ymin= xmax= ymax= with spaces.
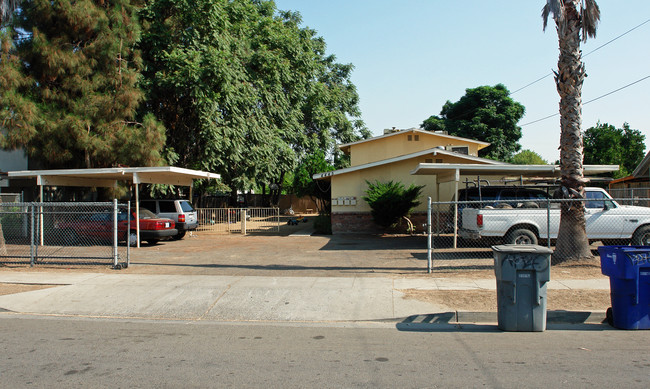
xmin=362 ymin=180 xmax=424 ymax=229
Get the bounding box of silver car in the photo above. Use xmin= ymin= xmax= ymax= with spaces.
xmin=139 ymin=199 xmax=198 ymax=240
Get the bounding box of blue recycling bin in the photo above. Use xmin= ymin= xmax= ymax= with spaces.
xmin=598 ymin=246 xmax=650 ymax=330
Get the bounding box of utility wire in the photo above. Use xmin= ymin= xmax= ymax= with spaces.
xmin=511 ymin=18 xmax=650 ymax=96
xmin=520 ymin=74 xmax=650 ymax=127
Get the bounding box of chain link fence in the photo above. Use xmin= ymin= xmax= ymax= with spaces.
xmin=196 ymin=208 xmax=280 ymax=234
xmin=0 ymin=201 xmax=129 ymax=268
xmin=425 ymin=196 xmax=650 ymax=272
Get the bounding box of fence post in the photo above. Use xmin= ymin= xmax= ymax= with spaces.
xmin=547 ymin=197 xmax=551 ymax=249
xmin=427 ymin=197 xmax=432 ymax=273
xmin=276 ymin=207 xmax=280 ymax=232
xmin=126 ymin=201 xmax=130 ymax=267
xmin=30 ymin=204 xmax=35 ymax=266
xmin=241 ymin=209 xmax=246 ymax=235
xmin=113 ymin=199 xmax=118 ymax=267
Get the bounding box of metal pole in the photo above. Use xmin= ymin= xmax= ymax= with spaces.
xmin=30 ymin=205 xmax=35 ymax=267
xmin=427 ymin=197 xmax=432 ymax=273
xmin=453 ymin=179 xmax=459 ymax=249
xmin=135 ymin=183 xmax=140 ymax=248
xmin=547 ymin=197 xmax=551 ymax=249
xmin=113 ymin=199 xmax=118 ymax=267
xmin=276 ymin=207 xmax=280 ymax=232
xmin=126 ymin=201 xmax=130 ymax=267
xmin=39 ymin=185 xmax=44 ymax=246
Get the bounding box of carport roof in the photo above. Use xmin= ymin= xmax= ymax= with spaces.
xmin=7 ymin=166 xmax=221 ymax=187
xmin=410 ymin=163 xmax=619 ymax=182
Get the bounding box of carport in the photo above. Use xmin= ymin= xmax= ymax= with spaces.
xmin=7 ymin=167 xmax=221 ymax=247
xmin=410 ymin=163 xmax=619 ymax=248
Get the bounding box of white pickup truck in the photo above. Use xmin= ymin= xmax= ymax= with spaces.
xmin=459 ymin=187 xmax=650 ymax=246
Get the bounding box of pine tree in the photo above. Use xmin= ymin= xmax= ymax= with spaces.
xmin=0 ymin=0 xmax=165 ymax=168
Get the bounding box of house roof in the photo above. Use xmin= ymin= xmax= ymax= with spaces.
xmin=7 ymin=166 xmax=221 ymax=188
xmin=313 ymin=148 xmax=503 ymax=180
xmin=338 ymin=128 xmax=491 ymax=154
xmin=632 ymin=150 xmax=650 ymax=178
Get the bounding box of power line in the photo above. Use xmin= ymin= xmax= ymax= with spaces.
xmin=511 ymin=18 xmax=650 ymax=96
xmin=520 ymin=75 xmax=650 ymax=127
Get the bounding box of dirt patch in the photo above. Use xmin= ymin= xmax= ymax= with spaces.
xmin=0 ymin=283 xmax=57 ymax=296
xmin=400 ymin=289 xmax=611 ymax=312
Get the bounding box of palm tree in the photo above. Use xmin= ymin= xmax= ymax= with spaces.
xmin=0 ymin=0 xmax=18 ymax=24
xmin=542 ymin=0 xmax=600 ymax=262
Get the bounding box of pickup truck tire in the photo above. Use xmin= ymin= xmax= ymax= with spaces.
xmin=631 ymin=226 xmax=650 ymax=246
xmin=505 ymin=228 xmax=538 ymax=245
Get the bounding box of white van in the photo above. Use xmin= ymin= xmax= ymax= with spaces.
xmin=139 ymin=199 xmax=198 ymax=240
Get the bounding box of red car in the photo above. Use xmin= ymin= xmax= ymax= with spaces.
xmin=56 ymin=208 xmax=177 ymax=246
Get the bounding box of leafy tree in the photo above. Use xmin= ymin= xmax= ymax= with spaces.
xmin=0 ymin=0 xmax=166 ymax=168
xmin=583 ymin=122 xmax=645 ymax=178
xmin=292 ymin=150 xmax=333 ymax=214
xmin=543 ymin=0 xmax=600 ymax=262
xmin=362 ymin=180 xmax=424 ymax=229
xmin=421 ymin=84 xmax=525 ymax=161
xmin=139 ymin=0 xmax=367 ymax=204
xmin=510 ymin=150 xmax=548 ymax=165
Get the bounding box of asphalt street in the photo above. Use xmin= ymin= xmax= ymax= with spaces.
xmin=1 ymin=315 xmax=649 ymax=388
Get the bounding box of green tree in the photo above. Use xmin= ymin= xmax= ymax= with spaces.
xmin=421 ymin=84 xmax=525 ymax=161
xmin=292 ymin=150 xmax=333 ymax=214
xmin=0 ymin=0 xmax=166 ymax=168
xmin=362 ymin=180 xmax=424 ymax=229
xmin=510 ymin=150 xmax=548 ymax=165
xmin=583 ymin=122 xmax=645 ymax=178
xmin=543 ymin=0 xmax=600 ymax=262
xmin=139 ymin=0 xmax=367 ymax=204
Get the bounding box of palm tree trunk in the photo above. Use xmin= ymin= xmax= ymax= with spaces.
xmin=553 ymin=1 xmax=592 ymax=263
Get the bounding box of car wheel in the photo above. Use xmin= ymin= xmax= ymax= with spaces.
xmin=172 ymin=231 xmax=186 ymax=240
xmin=505 ymin=228 xmax=538 ymax=245
xmin=631 ymin=225 xmax=650 ymax=246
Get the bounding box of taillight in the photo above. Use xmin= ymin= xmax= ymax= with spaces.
xmin=178 ymin=214 xmax=185 ymax=223
xmin=477 ymin=214 xmax=483 ymax=227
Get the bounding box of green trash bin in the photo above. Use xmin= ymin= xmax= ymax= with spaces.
xmin=493 ymin=245 xmax=552 ymax=332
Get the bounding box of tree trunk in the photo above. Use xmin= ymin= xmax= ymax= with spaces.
xmin=553 ymin=1 xmax=592 ymax=263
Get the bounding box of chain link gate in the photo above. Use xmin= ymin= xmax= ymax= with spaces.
xmin=426 ymin=195 xmax=650 ymax=272
xmin=0 ymin=200 xmax=130 ymax=268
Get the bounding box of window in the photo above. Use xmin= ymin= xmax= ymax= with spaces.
xmin=586 ymin=190 xmax=615 ymax=209
xmin=450 ymin=146 xmax=469 ymax=155
xmin=425 ymin=158 xmax=433 ymax=163
xmin=436 ymin=159 xmax=443 ymax=163
xmin=140 ymin=201 xmax=156 ymax=213
xmin=407 ymin=135 xmax=413 ymax=141
xmin=414 ymin=135 xmax=419 ymax=141
xmin=180 ymin=201 xmax=195 ymax=212
xmin=159 ymin=201 xmax=176 ymax=213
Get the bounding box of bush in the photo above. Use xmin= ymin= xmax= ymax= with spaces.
xmin=362 ymin=180 xmax=424 ymax=229
xmin=313 ymin=214 xmax=332 ymax=235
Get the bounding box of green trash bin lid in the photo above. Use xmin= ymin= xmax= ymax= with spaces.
xmin=492 ymin=244 xmax=553 ymax=255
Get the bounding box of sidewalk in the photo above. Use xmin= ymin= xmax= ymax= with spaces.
xmin=0 ymin=271 xmax=609 ymax=324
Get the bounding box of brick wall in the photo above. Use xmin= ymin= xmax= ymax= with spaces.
xmin=331 ymin=212 xmax=428 ymax=234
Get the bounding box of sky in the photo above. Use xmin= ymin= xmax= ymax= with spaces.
xmin=273 ymin=0 xmax=650 ymax=163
